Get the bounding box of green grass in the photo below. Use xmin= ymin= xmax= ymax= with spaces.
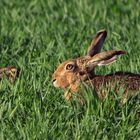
xmin=0 ymin=0 xmax=140 ymax=139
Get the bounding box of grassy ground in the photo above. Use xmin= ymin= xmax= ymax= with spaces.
xmin=0 ymin=0 xmax=140 ymax=139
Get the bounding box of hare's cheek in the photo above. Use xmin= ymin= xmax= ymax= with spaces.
xmin=66 ymin=73 xmax=76 ymax=84
xmin=60 ymin=77 xmax=70 ymax=88
xmin=54 ymin=77 xmax=69 ymax=88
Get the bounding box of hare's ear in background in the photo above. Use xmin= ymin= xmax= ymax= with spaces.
xmin=85 ymin=50 xmax=126 ymax=69
xmin=87 ymin=29 xmax=107 ymax=57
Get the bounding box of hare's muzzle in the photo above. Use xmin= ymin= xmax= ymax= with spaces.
xmin=52 ymin=78 xmax=56 ymax=83
xmin=52 ymin=78 xmax=56 ymax=84
xmin=52 ymin=77 xmax=59 ymax=88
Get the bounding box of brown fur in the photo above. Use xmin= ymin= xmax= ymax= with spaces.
xmin=0 ymin=67 xmax=19 ymax=83
xmin=92 ymin=73 xmax=140 ymax=91
xmin=52 ymin=30 xmax=140 ymax=103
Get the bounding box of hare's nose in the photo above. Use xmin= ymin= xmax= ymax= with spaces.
xmin=52 ymin=78 xmax=56 ymax=83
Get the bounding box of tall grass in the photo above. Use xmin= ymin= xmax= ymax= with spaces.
xmin=0 ymin=0 xmax=140 ymax=139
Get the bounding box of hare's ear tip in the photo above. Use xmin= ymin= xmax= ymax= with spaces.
xmin=117 ymin=50 xmax=127 ymax=55
xmin=98 ymin=29 xmax=107 ymax=32
xmin=97 ymin=29 xmax=107 ymax=36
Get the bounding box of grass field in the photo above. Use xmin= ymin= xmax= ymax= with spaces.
xmin=0 ymin=0 xmax=140 ymax=139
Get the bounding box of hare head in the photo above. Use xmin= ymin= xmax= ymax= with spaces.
xmin=52 ymin=30 xmax=126 ymax=89
xmin=0 ymin=66 xmax=19 ymax=83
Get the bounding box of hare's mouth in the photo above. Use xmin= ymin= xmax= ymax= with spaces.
xmin=52 ymin=79 xmax=59 ymax=88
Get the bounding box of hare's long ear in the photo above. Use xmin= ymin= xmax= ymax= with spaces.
xmin=85 ymin=50 xmax=126 ymax=69
xmin=87 ymin=29 xmax=107 ymax=57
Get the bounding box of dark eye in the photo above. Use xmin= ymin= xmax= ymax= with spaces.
xmin=66 ymin=64 xmax=75 ymax=71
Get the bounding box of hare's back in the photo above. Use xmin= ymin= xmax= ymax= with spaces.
xmin=91 ymin=72 xmax=140 ymax=91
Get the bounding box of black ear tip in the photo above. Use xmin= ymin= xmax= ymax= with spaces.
xmin=15 ymin=68 xmax=21 ymax=78
xmin=118 ymin=50 xmax=127 ymax=55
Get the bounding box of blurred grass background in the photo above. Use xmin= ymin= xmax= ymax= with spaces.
xmin=0 ymin=0 xmax=140 ymax=139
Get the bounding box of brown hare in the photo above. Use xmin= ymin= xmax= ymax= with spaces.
xmin=52 ymin=30 xmax=140 ymax=104
xmin=0 ymin=67 xmax=18 ymax=83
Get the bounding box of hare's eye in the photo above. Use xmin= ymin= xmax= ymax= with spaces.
xmin=66 ymin=64 xmax=75 ymax=71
